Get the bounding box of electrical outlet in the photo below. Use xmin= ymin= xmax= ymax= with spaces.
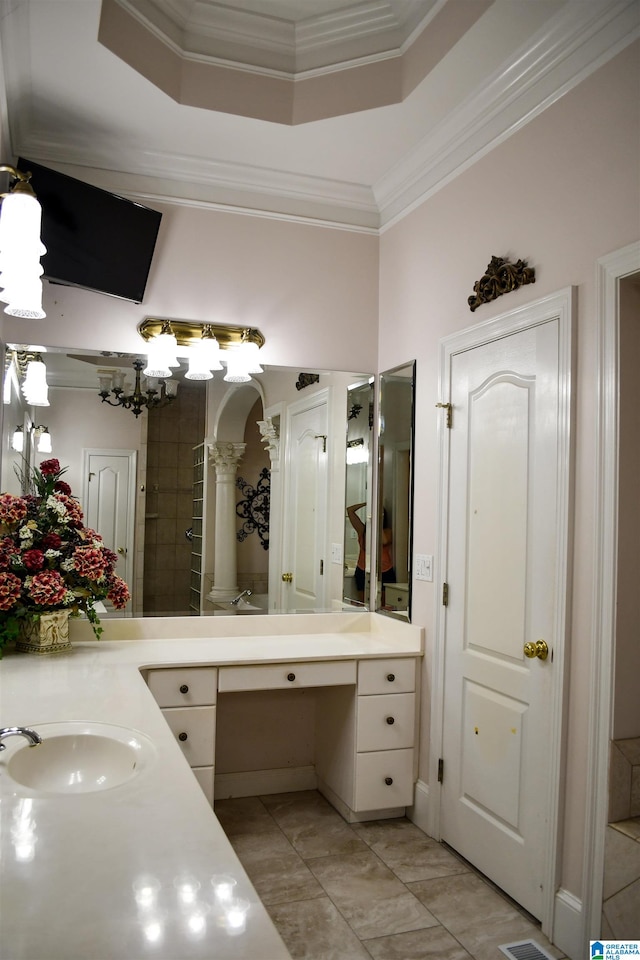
xmin=331 ymin=543 xmax=343 ymax=564
xmin=415 ymin=554 xmax=433 ymax=581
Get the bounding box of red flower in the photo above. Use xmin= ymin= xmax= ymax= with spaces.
xmin=39 ymin=459 xmax=61 ymax=476
xmin=42 ymin=532 xmax=62 ymax=550
xmin=27 ymin=570 xmax=68 ymax=606
xmin=23 ymin=549 xmax=45 ymax=572
xmin=54 ymin=480 xmax=72 ymax=495
xmin=107 ymin=575 xmax=130 ymax=609
xmin=0 ymin=537 xmax=19 ymax=570
xmin=73 ymin=546 xmax=108 ymax=580
xmin=0 ymin=571 xmax=22 ymax=611
xmin=0 ymin=494 xmax=28 ymax=526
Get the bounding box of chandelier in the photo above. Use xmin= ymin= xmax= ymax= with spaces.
xmin=98 ymin=358 xmax=178 ymax=418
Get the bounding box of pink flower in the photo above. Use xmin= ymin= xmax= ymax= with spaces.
xmin=23 ymin=549 xmax=45 ymax=572
xmin=0 ymin=571 xmax=22 ymax=611
xmin=0 ymin=494 xmax=28 ymax=526
xmin=27 ymin=570 xmax=68 ymax=606
xmin=107 ymin=575 xmax=130 ymax=609
xmin=73 ymin=546 xmax=108 ymax=580
xmin=39 ymin=458 xmax=61 ymax=476
xmin=0 ymin=537 xmax=19 ymax=570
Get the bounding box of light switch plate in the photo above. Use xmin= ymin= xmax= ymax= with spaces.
xmin=331 ymin=543 xmax=343 ymax=564
xmin=415 ymin=554 xmax=433 ymax=581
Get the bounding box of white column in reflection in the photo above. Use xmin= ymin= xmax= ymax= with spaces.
xmin=207 ymin=441 xmax=246 ymax=603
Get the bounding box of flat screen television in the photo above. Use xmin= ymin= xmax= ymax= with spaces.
xmin=19 ymin=157 xmax=162 ymax=304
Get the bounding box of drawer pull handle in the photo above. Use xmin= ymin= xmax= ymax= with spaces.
xmin=384 ymin=777 xmax=394 ymax=786
xmin=386 ymin=673 xmax=396 ymax=682
xmin=386 ymin=716 xmax=395 ymax=725
xmin=178 ymin=732 xmax=188 ymax=742
xmin=179 ymin=684 xmax=189 ymax=694
xmin=287 ymin=673 xmax=296 ymax=682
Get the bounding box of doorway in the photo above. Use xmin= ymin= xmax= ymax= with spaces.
xmin=431 ymin=288 xmax=575 ymax=934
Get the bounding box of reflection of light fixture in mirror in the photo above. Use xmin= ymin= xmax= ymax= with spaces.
xmin=347 ymin=438 xmax=367 ymax=464
xmin=34 ymin=425 xmax=51 ymax=453
xmin=0 ymin=164 xmax=46 ymax=319
xmin=21 ymin=355 xmax=49 ymax=406
xmin=11 ymin=425 xmax=24 ymax=452
xmin=138 ymin=317 xmax=265 ymax=383
xmin=99 ymin=359 xmax=178 ymax=418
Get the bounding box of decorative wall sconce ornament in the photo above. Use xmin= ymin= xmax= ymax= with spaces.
xmin=98 ymin=358 xmax=178 ymax=418
xmin=295 ymin=373 xmax=320 ymax=391
xmin=138 ymin=317 xmax=265 ymax=384
xmin=468 ymin=255 xmax=536 ymax=312
xmin=235 ymin=467 xmax=270 ymax=550
xmin=0 ymin=164 xmax=46 ymax=319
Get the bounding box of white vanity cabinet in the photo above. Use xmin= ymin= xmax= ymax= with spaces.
xmin=353 ymin=658 xmax=416 ymax=812
xmin=146 ymin=666 xmax=218 ymax=804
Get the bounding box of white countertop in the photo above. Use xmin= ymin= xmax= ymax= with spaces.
xmin=0 ymin=612 xmax=422 ymax=960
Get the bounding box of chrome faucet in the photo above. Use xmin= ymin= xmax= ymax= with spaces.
xmin=229 ymin=589 xmax=252 ymax=606
xmin=0 ymin=727 xmax=43 ymax=751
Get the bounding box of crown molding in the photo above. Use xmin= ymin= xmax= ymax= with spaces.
xmin=118 ymin=0 xmax=436 ymax=73
xmin=377 ymin=0 xmax=640 ymax=230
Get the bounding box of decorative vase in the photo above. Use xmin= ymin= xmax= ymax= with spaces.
xmin=16 ymin=610 xmax=72 ymax=655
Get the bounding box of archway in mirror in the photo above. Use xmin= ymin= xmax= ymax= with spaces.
xmin=1 ymin=347 xmax=374 ymax=619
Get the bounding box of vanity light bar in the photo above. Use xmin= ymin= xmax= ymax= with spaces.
xmin=137 ymin=317 xmax=265 ymax=353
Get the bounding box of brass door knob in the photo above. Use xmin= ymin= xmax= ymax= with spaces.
xmin=282 ymin=572 xmax=293 ymax=583
xmin=524 ymin=639 xmax=549 ymax=661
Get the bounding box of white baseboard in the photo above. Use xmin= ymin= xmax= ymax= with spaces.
xmin=215 ymin=765 xmax=317 ymax=799
xmin=407 ymin=778 xmax=431 ymax=835
xmin=553 ymin=888 xmax=583 ymax=960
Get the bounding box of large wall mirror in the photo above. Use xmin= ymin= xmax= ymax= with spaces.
xmin=1 ymin=344 xmax=374 ymax=620
xmin=376 ymin=361 xmax=415 ymax=620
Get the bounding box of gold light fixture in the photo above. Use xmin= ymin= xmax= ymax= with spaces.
xmin=138 ymin=317 xmax=265 ymax=384
xmin=0 ymin=164 xmax=46 ymax=319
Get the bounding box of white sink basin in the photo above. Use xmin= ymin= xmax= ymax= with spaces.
xmin=5 ymin=721 xmax=156 ymax=794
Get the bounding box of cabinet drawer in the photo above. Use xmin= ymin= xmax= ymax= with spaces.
xmin=192 ymin=766 xmax=214 ymax=806
xmin=358 ymin=658 xmax=415 ymax=695
xmin=147 ymin=667 xmax=217 ymax=707
xmin=356 ymin=693 xmax=415 ymax=752
xmin=218 ymin=660 xmax=356 ymax=692
xmin=354 ymin=749 xmax=414 ymax=811
xmin=162 ymin=706 xmax=216 ymax=767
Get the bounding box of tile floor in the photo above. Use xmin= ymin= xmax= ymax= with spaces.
xmin=214 ymin=789 xmax=566 ymax=960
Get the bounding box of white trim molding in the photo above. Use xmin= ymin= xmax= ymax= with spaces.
xmin=582 ymin=241 xmax=640 ymax=946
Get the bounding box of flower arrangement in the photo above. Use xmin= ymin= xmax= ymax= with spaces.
xmin=0 ymin=458 xmax=130 ymax=655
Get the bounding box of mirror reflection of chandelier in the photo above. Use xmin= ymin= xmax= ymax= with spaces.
xmin=98 ymin=359 xmax=178 ymax=419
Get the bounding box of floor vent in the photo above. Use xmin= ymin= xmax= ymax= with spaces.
xmin=499 ymin=941 xmax=557 ymax=960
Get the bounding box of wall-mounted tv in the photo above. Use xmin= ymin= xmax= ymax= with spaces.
xmin=19 ymin=157 xmax=162 ymax=304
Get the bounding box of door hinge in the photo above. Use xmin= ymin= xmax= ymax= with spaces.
xmin=320 ymin=559 xmax=324 ymax=575
xmin=315 ymin=434 xmax=327 ymax=453
xmin=435 ymin=402 xmax=452 ymax=428
xmin=438 ymin=758 xmax=444 ymax=783
xmin=442 ymin=582 xmax=449 ymax=606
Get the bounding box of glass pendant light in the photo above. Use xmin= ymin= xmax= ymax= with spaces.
xmin=0 ymin=172 xmax=47 ymax=319
xmin=144 ymin=321 xmax=180 ymax=378
xmin=223 ymin=348 xmax=251 ymax=383
xmin=185 ymin=329 xmax=222 ymax=381
xmin=21 ymin=356 xmax=49 ymax=406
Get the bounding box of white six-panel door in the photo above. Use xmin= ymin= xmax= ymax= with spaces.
xmin=433 ymin=290 xmax=574 ymax=933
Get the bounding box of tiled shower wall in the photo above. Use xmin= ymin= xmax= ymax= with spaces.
xmin=144 ymin=381 xmax=205 ymax=616
xmin=602 ymin=737 xmax=640 ymax=937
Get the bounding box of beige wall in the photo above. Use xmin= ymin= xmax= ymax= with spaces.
xmin=378 ymin=41 xmax=640 ymax=899
xmin=2 ymin=206 xmax=379 ymax=373
xmin=615 ymin=274 xmax=640 ymax=740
